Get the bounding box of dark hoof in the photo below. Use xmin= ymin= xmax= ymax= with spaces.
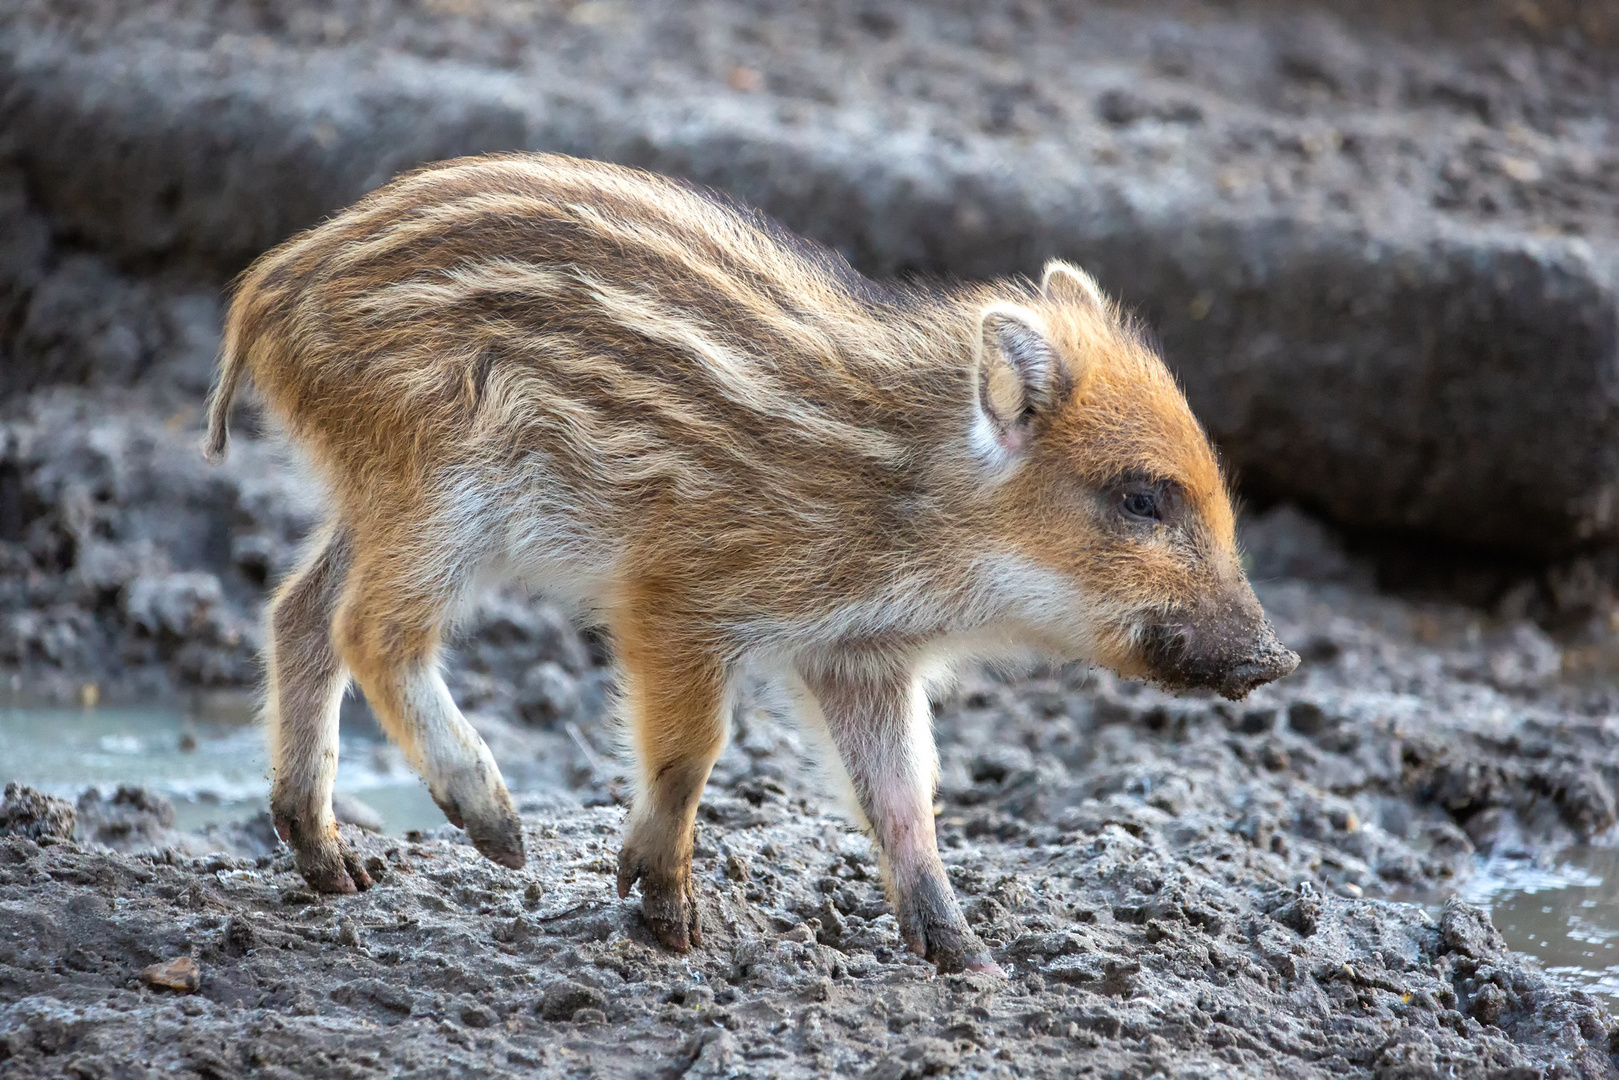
xmin=617 ymin=849 xmax=700 ymax=951
xmin=294 ymin=838 xmax=374 ymax=894
xmin=467 ymin=813 xmax=527 ymax=870
xmin=431 ymin=792 xmax=466 ymax=830
xmin=897 ymin=874 xmax=989 ymax=974
xmin=643 ymin=888 xmax=701 ymax=952
xmin=923 ymin=936 xmax=991 ymax=975
xmin=435 ymin=790 xmax=527 ymax=870
xmin=275 ymin=809 xmax=372 ymax=894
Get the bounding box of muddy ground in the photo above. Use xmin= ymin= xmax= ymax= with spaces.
xmin=4 ymin=517 xmax=1619 ymax=1078
xmin=4 ymin=0 xmax=1619 ymax=1076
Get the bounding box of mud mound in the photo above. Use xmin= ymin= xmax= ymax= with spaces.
xmin=0 ymin=783 xmax=74 ymax=843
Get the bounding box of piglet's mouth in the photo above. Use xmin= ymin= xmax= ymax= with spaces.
xmin=1139 ymin=619 xmax=1300 ymax=701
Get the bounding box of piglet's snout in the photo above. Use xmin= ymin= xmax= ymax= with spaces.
xmin=1213 ymin=622 xmax=1300 ymax=700
xmin=1142 ymin=601 xmax=1300 ymax=700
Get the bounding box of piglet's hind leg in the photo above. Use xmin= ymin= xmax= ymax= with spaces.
xmin=333 ymin=559 xmax=525 ymax=871
xmin=266 ymin=526 xmax=372 ymax=893
xmin=799 ymin=661 xmax=1002 ymax=976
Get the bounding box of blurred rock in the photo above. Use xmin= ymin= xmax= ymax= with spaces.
xmin=518 ymin=662 xmax=582 ymax=727
xmin=124 ymin=572 xmax=225 ymax=639
xmin=0 ymin=398 xmax=308 ymax=692
xmin=75 ymin=785 xmax=177 ymax=850
xmin=17 ymin=256 xmax=160 ymax=389
xmin=1240 ymin=504 xmax=1369 ymax=585
xmin=331 ymin=793 xmax=385 ymax=833
xmin=1484 ymin=624 xmax=1563 ymax=691
xmin=0 ymin=782 xmax=76 ymax=843
xmin=461 ymin=594 xmax=593 ymax=677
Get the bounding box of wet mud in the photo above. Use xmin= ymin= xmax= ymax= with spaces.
xmin=5 ymin=516 xmax=1619 ymax=1076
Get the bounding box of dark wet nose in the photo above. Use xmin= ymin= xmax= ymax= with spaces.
xmin=1140 ymin=614 xmax=1300 ymax=700
xmin=1217 ymin=635 xmax=1301 ymax=700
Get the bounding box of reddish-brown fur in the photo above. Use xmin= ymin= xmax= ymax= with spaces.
xmin=206 ymin=153 xmax=1296 ymax=973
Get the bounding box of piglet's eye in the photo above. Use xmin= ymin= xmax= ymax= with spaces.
xmin=1121 ymin=490 xmax=1160 ymax=522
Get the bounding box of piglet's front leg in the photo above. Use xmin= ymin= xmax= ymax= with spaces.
xmin=800 ymin=661 xmax=1004 ymax=976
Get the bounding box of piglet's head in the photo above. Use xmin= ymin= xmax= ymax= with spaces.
xmin=971 ymin=260 xmax=1297 ymax=700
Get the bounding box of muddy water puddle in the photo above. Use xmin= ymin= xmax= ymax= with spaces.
xmin=0 ymin=701 xmax=442 ymax=835
xmin=1458 ymin=847 xmax=1619 ymax=1005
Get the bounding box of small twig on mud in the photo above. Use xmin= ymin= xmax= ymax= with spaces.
xmin=532 ymin=901 xmax=600 ymax=922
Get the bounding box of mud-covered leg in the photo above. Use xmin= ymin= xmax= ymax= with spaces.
xmin=799 ymin=659 xmax=1001 ymax=975
xmin=266 ymin=526 xmax=372 ymax=893
xmin=613 ymin=615 xmax=730 ymax=952
xmin=333 ymin=560 xmax=525 ymax=871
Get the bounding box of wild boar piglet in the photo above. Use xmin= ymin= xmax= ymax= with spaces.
xmin=205 ymin=152 xmax=1297 ymax=973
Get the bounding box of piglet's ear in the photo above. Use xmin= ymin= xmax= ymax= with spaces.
xmin=974 ymin=303 xmax=1066 ymax=456
xmin=1040 ymin=259 xmax=1106 ymax=308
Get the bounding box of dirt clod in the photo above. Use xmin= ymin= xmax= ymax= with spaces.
xmin=1440 ymin=897 xmax=1509 ymax=961
xmin=539 ymin=980 xmax=606 ymax=1022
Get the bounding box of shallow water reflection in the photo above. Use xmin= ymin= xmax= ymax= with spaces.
xmin=1460 ymin=847 xmax=1619 ymax=1005
xmin=0 ymin=701 xmax=443 ymax=835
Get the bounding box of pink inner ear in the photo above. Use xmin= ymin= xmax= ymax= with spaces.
xmin=997 ymin=424 xmax=1029 ymax=454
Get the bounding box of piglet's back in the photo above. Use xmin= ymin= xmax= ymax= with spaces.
xmin=218 ymin=154 xmax=987 ymax=520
